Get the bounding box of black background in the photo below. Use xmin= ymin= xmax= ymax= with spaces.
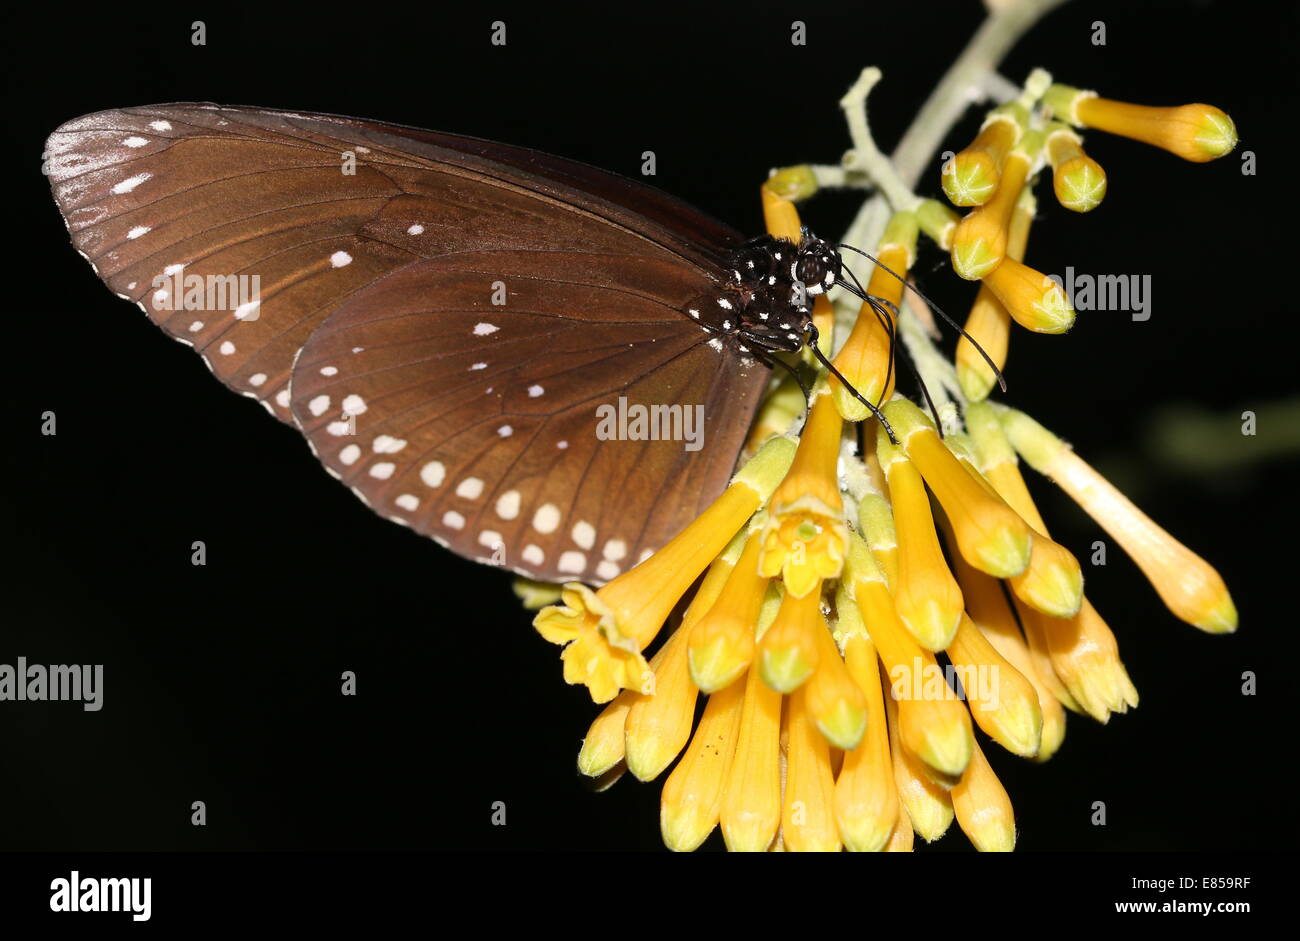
xmin=3 ymin=0 xmax=1296 ymax=854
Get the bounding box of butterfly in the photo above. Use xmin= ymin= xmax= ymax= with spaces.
xmin=45 ymin=103 xmax=871 ymax=585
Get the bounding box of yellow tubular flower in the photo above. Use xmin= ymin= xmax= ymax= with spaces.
xmin=942 ymin=106 xmax=1025 ymax=207
xmin=1046 ymin=123 xmax=1107 ymax=212
xmin=952 ymin=740 xmax=1017 ymax=852
xmin=757 ymin=584 xmax=823 ymax=693
xmin=846 ymin=535 xmax=974 ymax=778
xmin=950 ymin=129 xmax=1041 ymax=280
xmin=1045 ymin=84 xmax=1238 ymax=162
xmin=805 ymin=612 xmax=868 ymax=750
xmin=833 ymin=583 xmax=901 ymax=851
xmin=885 ymin=400 xmax=1033 ymax=579
xmin=956 ymin=188 xmax=1035 ymax=403
xmin=884 ymin=669 xmax=955 ymax=843
xmin=944 ymin=528 xmax=1069 ymax=761
xmin=760 ymin=391 xmax=847 ymax=598
xmin=533 ymin=435 xmax=796 ymax=701
xmin=688 ymin=527 xmax=768 ymax=693
xmin=831 ymin=213 xmax=917 ymax=420
xmin=782 ymin=686 xmax=842 ymax=852
xmin=959 ymin=410 xmax=1084 ymax=618
xmin=720 ymin=649 xmax=784 ymax=852
xmin=947 ymin=614 xmax=1043 ymax=758
xmin=660 ymin=673 xmax=746 ymax=852
xmin=577 ymin=692 xmax=634 ymax=779
xmin=624 ymin=547 xmax=737 ymax=781
xmin=1018 ymin=597 xmax=1138 ymax=723
xmin=998 ymin=407 xmax=1237 ymax=633
xmin=877 ymin=429 xmax=965 ymax=651
xmin=981 ymin=256 xmax=1076 ymax=334
xmin=761 ymin=165 xmax=817 ymax=240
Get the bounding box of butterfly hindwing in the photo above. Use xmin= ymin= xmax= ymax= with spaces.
xmin=289 ymin=252 xmax=767 ymax=583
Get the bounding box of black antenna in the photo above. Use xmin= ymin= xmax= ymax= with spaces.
xmin=837 ymin=243 xmax=1007 ymax=393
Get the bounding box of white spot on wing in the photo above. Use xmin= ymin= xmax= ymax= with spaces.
xmin=372 ymin=435 xmax=407 ymax=454
xmin=533 ymin=503 xmax=560 ymax=534
xmin=111 ymin=173 xmax=151 ymax=194
xmin=442 ymin=511 xmax=465 ymax=530
xmin=558 ymin=551 xmax=586 ymax=574
xmin=395 ymin=494 xmax=420 ymax=511
xmin=473 ymin=322 xmax=499 ymax=336
xmin=369 ymin=462 xmax=395 ymax=480
xmin=308 ymin=394 xmax=330 ymax=417
xmin=455 ymin=477 xmax=484 ymax=500
xmin=339 ymin=444 xmax=362 ymax=465
xmin=572 ymin=521 xmax=595 ymax=550
xmin=496 ymin=490 xmax=520 ymax=519
xmin=522 ymin=544 xmax=544 ymax=566
xmin=420 ymin=461 xmax=446 ymax=487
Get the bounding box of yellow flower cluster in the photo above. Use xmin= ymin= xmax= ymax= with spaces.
xmin=530 ymin=86 xmax=1238 ymax=851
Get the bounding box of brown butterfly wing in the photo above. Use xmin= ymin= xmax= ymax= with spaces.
xmin=289 ymin=251 xmax=766 ymax=583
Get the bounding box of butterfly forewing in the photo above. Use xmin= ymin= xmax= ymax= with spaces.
xmin=290 ymin=252 xmax=766 ymax=583
xmin=46 ymin=103 xmax=770 ymax=581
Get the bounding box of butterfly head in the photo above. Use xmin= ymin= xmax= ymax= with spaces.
xmin=791 ymin=230 xmax=842 ymax=296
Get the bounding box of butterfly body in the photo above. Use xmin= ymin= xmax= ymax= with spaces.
xmin=45 ymin=104 xmax=835 ymax=583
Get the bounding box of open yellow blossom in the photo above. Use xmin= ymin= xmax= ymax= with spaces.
xmin=760 ymin=391 xmax=847 ymax=598
xmin=1044 ymin=84 xmax=1237 ymax=162
xmin=534 ymin=435 xmax=795 ymax=701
